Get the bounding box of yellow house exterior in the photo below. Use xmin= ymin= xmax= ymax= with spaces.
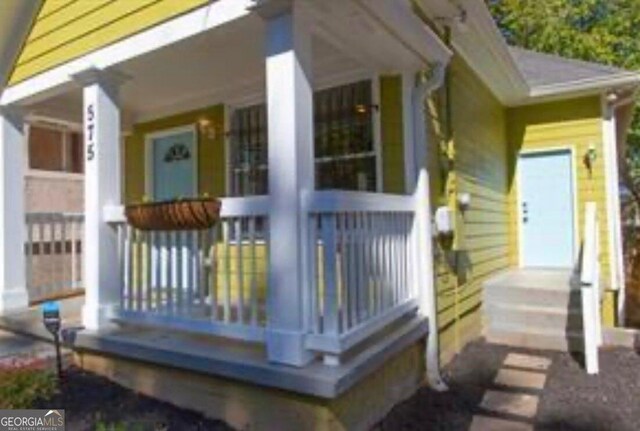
xmin=0 ymin=0 xmax=638 ymax=429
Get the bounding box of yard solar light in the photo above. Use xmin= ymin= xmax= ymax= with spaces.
xmin=42 ymin=301 xmax=63 ymax=380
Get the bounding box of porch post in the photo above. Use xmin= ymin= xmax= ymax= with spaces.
xmin=74 ymin=69 xmax=124 ymax=330
xmin=0 ymin=108 xmax=28 ymax=313
xmin=260 ymin=1 xmax=315 ymax=366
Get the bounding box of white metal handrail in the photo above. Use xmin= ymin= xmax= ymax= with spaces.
xmin=25 ymin=212 xmax=84 ymax=303
xmin=113 ymin=197 xmax=269 ymax=343
xmin=580 ymin=202 xmax=602 ymax=374
xmin=304 ymin=190 xmax=418 ymax=364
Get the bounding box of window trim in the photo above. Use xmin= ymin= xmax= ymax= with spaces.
xmin=225 ymin=76 xmax=383 ymax=196
xmin=144 ymin=124 xmax=199 ymax=201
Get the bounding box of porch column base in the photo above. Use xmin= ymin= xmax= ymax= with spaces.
xmin=0 ymin=289 xmax=28 ymax=314
xmin=82 ymin=303 xmax=118 ymax=331
xmin=266 ymin=329 xmax=314 ymax=367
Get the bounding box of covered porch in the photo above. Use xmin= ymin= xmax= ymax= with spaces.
xmin=0 ymin=0 xmax=451 ymax=397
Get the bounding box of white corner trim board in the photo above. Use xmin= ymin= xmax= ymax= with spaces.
xmin=1 ymin=0 xmax=255 ymax=106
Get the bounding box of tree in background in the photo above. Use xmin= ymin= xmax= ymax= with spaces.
xmin=488 ymin=0 xmax=640 ymax=325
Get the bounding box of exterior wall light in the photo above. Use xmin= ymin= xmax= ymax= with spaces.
xmin=584 ymin=144 xmax=598 ymax=173
xmin=458 ymin=192 xmax=471 ymax=212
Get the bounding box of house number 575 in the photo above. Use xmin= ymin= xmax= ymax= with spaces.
xmin=86 ymin=104 xmax=95 ymax=161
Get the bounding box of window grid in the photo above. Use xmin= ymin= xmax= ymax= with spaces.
xmin=229 ymin=80 xmax=377 ymax=196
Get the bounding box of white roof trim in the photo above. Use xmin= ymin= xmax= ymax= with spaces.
xmin=529 ymin=74 xmax=640 ymax=100
xmin=1 ymin=0 xmax=254 ymax=106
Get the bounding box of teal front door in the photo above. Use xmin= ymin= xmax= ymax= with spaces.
xmin=519 ymin=150 xmax=575 ymax=268
xmin=149 ymin=128 xmax=197 ymax=201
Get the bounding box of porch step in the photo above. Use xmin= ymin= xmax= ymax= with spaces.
xmin=484 ymin=271 xmax=581 ymax=309
xmin=485 ymin=303 xmax=583 ymax=333
xmin=483 ymin=269 xmax=584 ymax=352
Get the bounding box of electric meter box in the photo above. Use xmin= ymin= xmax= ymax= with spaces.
xmin=435 ymin=206 xmax=454 ymax=235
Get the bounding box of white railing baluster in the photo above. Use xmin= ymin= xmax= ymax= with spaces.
xmin=125 ymin=225 xmax=133 ymax=310
xmin=249 ymin=218 xmax=258 ymax=327
xmin=166 ymin=231 xmax=176 ymax=315
xmin=309 ymin=215 xmax=320 ymax=333
xmin=159 ymin=231 xmax=168 ymax=313
xmin=339 ymin=213 xmax=348 ymax=332
xmin=135 ymin=229 xmax=143 ymax=312
xmin=144 ymin=231 xmax=152 ymax=311
xmin=346 ymin=215 xmax=357 ymax=327
xmin=236 ymin=218 xmax=245 ymax=324
xmin=304 ymin=191 xmax=419 ymax=363
xmin=25 ymin=219 xmax=33 ymax=293
xmin=190 ymin=231 xmax=204 ymax=311
xmin=210 ymin=226 xmax=219 ymax=321
xmin=70 ymin=218 xmax=77 ymax=289
xmin=321 ymin=214 xmax=339 ymax=338
xmin=373 ymin=214 xmax=383 ymax=316
xmin=117 ymin=224 xmax=124 ymax=308
xmin=223 ymin=220 xmax=232 ymax=323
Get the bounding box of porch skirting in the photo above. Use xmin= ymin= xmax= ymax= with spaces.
xmin=72 ymin=316 xmax=427 ymax=430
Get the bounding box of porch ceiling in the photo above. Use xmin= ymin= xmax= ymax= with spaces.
xmin=23 ymin=0 xmax=443 ymax=127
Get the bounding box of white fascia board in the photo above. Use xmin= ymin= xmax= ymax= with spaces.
xmin=353 ymin=0 xmax=452 ymax=67
xmin=1 ymin=0 xmax=255 ymax=106
xmin=508 ymin=74 xmax=640 ymax=107
xmin=414 ymin=0 xmax=529 ymax=103
xmin=528 ymin=74 xmax=640 ymax=100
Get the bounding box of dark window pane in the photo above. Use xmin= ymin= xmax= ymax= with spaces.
xmin=314 ymin=80 xmax=376 ymax=190
xmin=230 ymin=80 xmax=377 ymax=195
xmin=230 ymin=104 xmax=268 ymax=196
xmin=69 ymin=131 xmax=84 ymax=173
xmin=29 ymin=126 xmax=64 ymax=171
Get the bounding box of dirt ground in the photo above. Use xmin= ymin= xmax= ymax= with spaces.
xmin=35 ymin=366 xmax=234 ymax=431
xmin=20 ymin=339 xmax=640 ymax=430
xmin=377 ymin=340 xmax=640 ymax=431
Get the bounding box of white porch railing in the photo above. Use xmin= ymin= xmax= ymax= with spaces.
xmin=109 ymin=191 xmax=425 ymax=363
xmin=303 ymin=191 xmax=419 ymax=364
xmin=25 ymin=212 xmax=84 ymax=303
xmin=113 ymin=196 xmax=269 ymax=343
xmin=580 ymin=201 xmax=603 ymax=374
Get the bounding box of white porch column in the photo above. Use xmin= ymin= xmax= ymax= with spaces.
xmin=261 ymin=1 xmax=315 ymax=366
xmin=74 ymin=69 xmax=124 ymax=330
xmin=0 ymin=108 xmax=28 ymax=313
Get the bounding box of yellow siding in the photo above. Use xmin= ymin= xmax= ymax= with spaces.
xmin=425 ymin=57 xmax=510 ymax=363
xmin=9 ymin=0 xmax=208 ymax=85
xmin=124 ymin=104 xmax=226 ymax=203
xmin=379 ymin=76 xmax=406 ymax=194
xmin=507 ymin=97 xmax=614 ymax=326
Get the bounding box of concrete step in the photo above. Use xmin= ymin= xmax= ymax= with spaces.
xmin=484 ymin=269 xmax=576 ymax=290
xmin=484 ymin=302 xmax=583 ymax=333
xmin=486 ymin=325 xmax=584 ymax=352
xmin=484 ymin=283 xmax=582 ymax=309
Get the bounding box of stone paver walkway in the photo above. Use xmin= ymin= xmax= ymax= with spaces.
xmin=470 ymin=352 xmax=551 ymax=431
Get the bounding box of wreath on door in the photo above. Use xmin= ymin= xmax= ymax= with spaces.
xmin=163 ymin=143 xmax=191 ymax=163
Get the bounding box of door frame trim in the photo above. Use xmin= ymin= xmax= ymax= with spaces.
xmin=144 ymin=124 xmax=199 ymax=201
xmin=516 ymin=147 xmax=579 ymax=268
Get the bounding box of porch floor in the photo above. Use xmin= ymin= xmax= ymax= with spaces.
xmin=73 ymin=314 xmax=428 ymax=399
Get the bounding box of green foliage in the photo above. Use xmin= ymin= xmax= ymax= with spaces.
xmin=488 ymin=0 xmax=640 ymax=195
xmin=489 ymin=1 xmax=640 ymax=68
xmin=0 ymin=364 xmax=57 ymax=409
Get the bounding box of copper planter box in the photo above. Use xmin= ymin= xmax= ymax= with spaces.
xmin=125 ymin=198 xmax=221 ymax=231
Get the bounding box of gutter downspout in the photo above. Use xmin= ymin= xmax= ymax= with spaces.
xmin=604 ymin=90 xmax=638 ymax=325
xmin=413 ymin=62 xmax=448 ymax=391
